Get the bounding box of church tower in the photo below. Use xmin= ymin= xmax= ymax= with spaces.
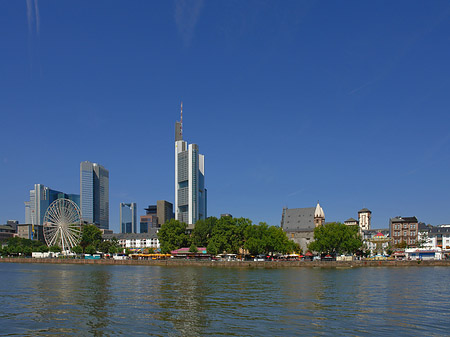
xmin=314 ymin=201 xmax=325 ymax=227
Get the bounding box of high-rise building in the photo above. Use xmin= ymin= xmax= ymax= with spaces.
xmin=120 ymin=203 xmax=137 ymax=233
xmin=140 ymin=201 xmax=174 ymax=232
xmin=25 ymin=184 xmax=80 ymax=226
xmin=80 ymin=161 xmax=109 ymax=229
xmin=174 ymin=103 xmax=207 ymax=226
xmin=157 ymin=200 xmax=174 ymax=226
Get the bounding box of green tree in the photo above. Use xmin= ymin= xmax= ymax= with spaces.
xmin=308 ymin=222 xmax=363 ymax=255
xmin=49 ymin=245 xmax=61 ymax=253
xmin=192 ymin=217 xmax=217 ymax=247
xmin=210 ymin=217 xmax=251 ymax=254
xmin=206 ymin=240 xmax=218 ymax=255
xmin=85 ymin=245 xmax=96 ymax=255
xmin=72 ymin=245 xmax=83 ymax=254
xmin=189 ymin=243 xmax=198 ymax=253
xmin=158 ymin=219 xmax=190 ymax=254
xmin=80 ymin=224 xmax=102 ymax=253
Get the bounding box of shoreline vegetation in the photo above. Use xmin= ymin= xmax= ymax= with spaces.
xmin=1 ymin=257 xmax=450 ymax=268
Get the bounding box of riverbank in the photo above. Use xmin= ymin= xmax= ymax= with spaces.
xmin=2 ymin=257 xmax=450 ymax=268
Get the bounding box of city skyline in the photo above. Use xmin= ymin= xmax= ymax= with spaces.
xmin=1 ymin=2 xmax=450 ymax=232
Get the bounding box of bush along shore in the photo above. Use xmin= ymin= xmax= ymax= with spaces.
xmin=1 ymin=257 xmax=450 ymax=268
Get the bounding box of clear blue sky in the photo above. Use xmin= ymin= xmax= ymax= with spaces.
xmin=1 ymin=1 xmax=450 ymax=232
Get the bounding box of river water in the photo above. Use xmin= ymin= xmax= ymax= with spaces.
xmin=0 ymin=263 xmax=449 ymax=336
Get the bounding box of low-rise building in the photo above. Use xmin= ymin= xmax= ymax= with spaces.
xmin=103 ymin=230 xmax=159 ymax=251
xmin=0 ymin=225 xmax=15 ymax=242
xmin=16 ymin=224 xmax=44 ymax=242
xmin=418 ymin=224 xmax=450 ymax=259
xmin=362 ymin=229 xmax=390 ymax=256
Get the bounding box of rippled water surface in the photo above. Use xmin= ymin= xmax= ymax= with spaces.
xmin=0 ymin=263 xmax=449 ymax=336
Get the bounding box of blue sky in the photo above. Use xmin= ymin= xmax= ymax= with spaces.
xmin=1 ymin=1 xmax=450 ymax=232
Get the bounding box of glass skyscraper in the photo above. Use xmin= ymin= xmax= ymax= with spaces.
xmin=25 ymin=184 xmax=80 ymax=226
xmin=174 ymin=106 xmax=207 ymax=226
xmin=120 ymin=203 xmax=137 ymax=234
xmin=80 ymin=161 xmax=109 ymax=229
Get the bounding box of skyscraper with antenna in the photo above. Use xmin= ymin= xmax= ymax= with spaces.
xmin=174 ymin=102 xmax=207 ymax=226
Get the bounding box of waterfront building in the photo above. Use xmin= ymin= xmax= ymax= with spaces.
xmin=25 ymin=184 xmax=80 ymax=226
xmin=16 ymin=224 xmax=44 ymax=242
xmin=80 ymin=161 xmax=109 ymax=229
xmin=280 ymin=202 xmax=325 ymax=252
xmin=120 ymin=203 xmax=137 ymax=233
xmin=390 ymin=216 xmax=418 ymax=247
xmin=174 ymin=103 xmax=207 ymax=227
xmin=361 ymin=229 xmax=390 ymax=256
xmin=103 ymin=230 xmax=159 ymax=251
xmin=418 ymin=224 xmax=450 ymax=257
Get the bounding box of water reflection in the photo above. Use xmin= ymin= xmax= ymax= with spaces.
xmin=1 ymin=264 xmax=450 ymax=336
xmin=156 ymin=267 xmax=210 ymax=336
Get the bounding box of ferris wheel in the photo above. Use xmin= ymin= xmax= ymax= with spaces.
xmin=43 ymin=198 xmax=82 ymax=252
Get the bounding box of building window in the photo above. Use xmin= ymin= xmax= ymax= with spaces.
xmin=403 ymin=231 xmax=407 ymax=236
xmin=410 ymin=224 xmax=415 ymax=229
xmin=403 ymin=224 xmax=408 ymax=229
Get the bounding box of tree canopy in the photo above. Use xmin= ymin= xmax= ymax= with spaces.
xmin=79 ymin=224 xmax=103 ymax=253
xmin=0 ymin=237 xmax=48 ymax=256
xmin=158 ymin=219 xmax=190 ymax=254
xmin=308 ymin=222 xmax=363 ymax=255
xmin=158 ymin=216 xmax=300 ymax=256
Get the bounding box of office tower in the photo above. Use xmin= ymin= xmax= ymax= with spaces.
xmin=25 ymin=184 xmax=80 ymax=226
xmin=157 ymin=200 xmax=174 ymax=226
xmin=80 ymin=161 xmax=109 ymax=229
xmin=120 ymin=203 xmax=137 ymax=233
xmin=140 ymin=201 xmax=174 ymax=232
xmin=174 ymin=103 xmax=207 ymax=226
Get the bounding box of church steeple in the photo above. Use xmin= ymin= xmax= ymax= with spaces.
xmin=314 ymin=201 xmax=325 ymax=227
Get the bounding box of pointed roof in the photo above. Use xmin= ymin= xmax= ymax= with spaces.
xmin=314 ymin=202 xmax=325 ymax=218
xmin=358 ymin=208 xmax=371 ymax=213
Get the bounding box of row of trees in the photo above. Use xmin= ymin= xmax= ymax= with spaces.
xmin=0 ymin=237 xmax=61 ymax=256
xmin=0 ymin=225 xmax=120 ymax=256
xmin=158 ymin=217 xmax=300 ymax=255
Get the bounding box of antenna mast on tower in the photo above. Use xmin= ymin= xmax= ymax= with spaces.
xmin=180 ymin=101 xmax=183 ymax=138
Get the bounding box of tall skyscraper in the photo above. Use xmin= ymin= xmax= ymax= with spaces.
xmin=80 ymin=161 xmax=109 ymax=229
xmin=24 ymin=184 xmax=80 ymax=226
xmin=120 ymin=202 xmax=137 ymax=233
xmin=174 ymin=103 xmax=207 ymax=226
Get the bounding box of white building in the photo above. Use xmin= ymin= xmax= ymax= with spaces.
xmin=174 ymin=103 xmax=207 ymax=226
xmin=418 ymin=224 xmax=450 ymax=259
xmin=103 ymin=232 xmax=160 ymax=250
xmin=358 ymin=208 xmax=372 ymax=231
